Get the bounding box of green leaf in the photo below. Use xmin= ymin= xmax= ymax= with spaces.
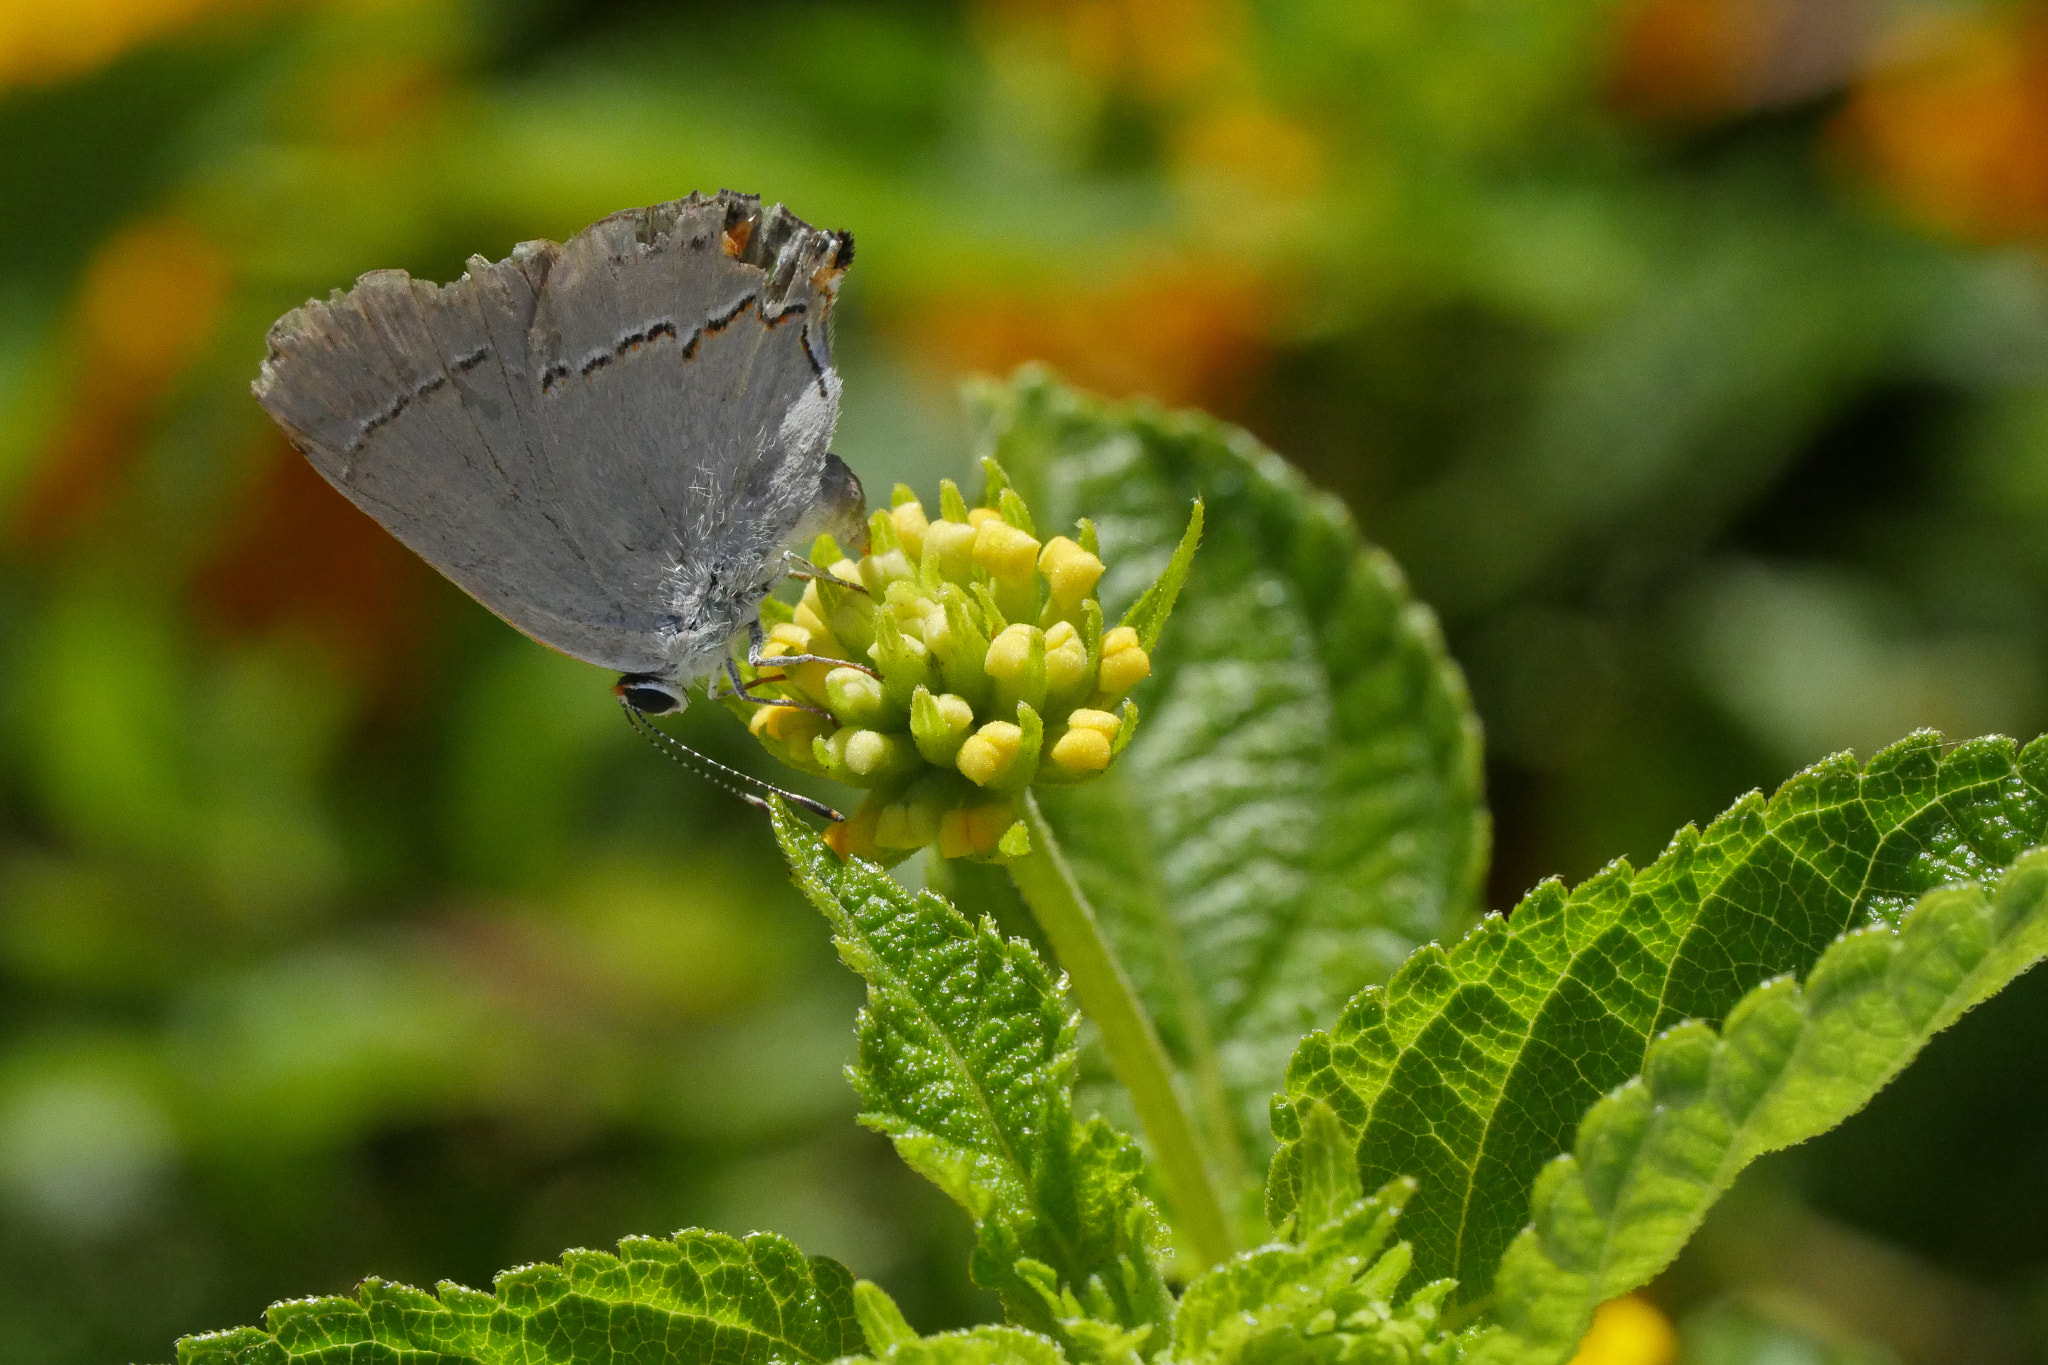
xmin=1117 ymin=499 xmax=1202 ymax=654
xmin=1170 ymin=1177 xmax=1469 ymax=1365
xmin=1270 ymin=731 xmax=2048 ymax=1304
xmin=171 ymin=1228 xmax=861 ymax=1365
xmin=772 ymin=802 xmax=1172 ymax=1353
xmin=1478 ymin=844 xmax=2048 ymax=1364
xmin=872 ymin=1326 xmax=1071 ymax=1365
xmin=973 ymin=368 xmax=1489 ymax=1225
xmin=851 ymin=1282 xmax=1071 ymax=1365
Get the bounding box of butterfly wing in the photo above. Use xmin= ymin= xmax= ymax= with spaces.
xmin=524 ymin=194 xmax=850 ymax=672
xmin=253 ymin=190 xmax=853 ymax=677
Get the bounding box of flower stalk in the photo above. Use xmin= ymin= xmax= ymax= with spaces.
xmin=734 ymin=463 xmax=1224 ymax=1259
xmin=1009 ymin=792 xmax=1238 ymax=1272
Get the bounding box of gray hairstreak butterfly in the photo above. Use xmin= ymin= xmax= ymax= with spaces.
xmin=253 ymin=190 xmax=868 ymax=817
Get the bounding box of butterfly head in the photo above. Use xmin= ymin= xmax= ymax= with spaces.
xmin=615 ymin=674 xmax=687 ymax=715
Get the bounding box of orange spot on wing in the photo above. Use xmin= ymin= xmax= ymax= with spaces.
xmin=722 ymin=218 xmax=754 ymax=258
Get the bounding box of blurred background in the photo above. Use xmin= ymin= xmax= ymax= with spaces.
xmin=4 ymin=0 xmax=2048 ymax=1360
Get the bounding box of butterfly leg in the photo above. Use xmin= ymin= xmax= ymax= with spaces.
xmin=746 ymin=618 xmax=880 ymax=678
xmin=783 ymin=550 xmax=869 ymax=594
xmin=711 ymin=657 xmax=836 ymax=719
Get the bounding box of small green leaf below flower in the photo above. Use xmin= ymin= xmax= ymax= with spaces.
xmin=772 ymin=802 xmax=1173 ymax=1361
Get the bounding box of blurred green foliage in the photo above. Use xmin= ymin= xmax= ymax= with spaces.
xmin=6 ymin=0 xmax=2048 ymax=1361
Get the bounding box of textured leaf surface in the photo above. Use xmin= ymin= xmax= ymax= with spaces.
xmin=773 ymin=804 xmax=1171 ymax=1351
xmin=1270 ymin=731 xmax=2048 ymax=1302
xmin=172 ymin=1229 xmax=861 ymax=1365
xmin=872 ymin=1326 xmax=1070 ymax=1365
xmin=1168 ymin=1176 xmax=1469 ymax=1365
xmin=976 ymin=369 xmax=1489 ymax=1214
xmin=1479 ymin=845 xmax=2048 ymax=1363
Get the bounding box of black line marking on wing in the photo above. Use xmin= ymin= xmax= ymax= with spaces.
xmin=348 ymin=372 xmax=448 ymax=454
xmin=797 ymin=323 xmax=830 ymax=401
xmin=706 ymin=293 xmax=757 ymax=333
xmin=546 ymin=317 xmax=684 ymax=391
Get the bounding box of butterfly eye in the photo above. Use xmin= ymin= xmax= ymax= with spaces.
xmin=615 ymin=676 xmax=684 ymax=715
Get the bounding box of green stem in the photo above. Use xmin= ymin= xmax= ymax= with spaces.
xmin=1008 ymin=792 xmax=1236 ymax=1271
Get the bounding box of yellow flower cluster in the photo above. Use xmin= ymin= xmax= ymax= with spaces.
xmin=738 ymin=463 xmax=1171 ymax=862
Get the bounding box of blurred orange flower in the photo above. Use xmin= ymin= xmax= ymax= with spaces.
xmin=0 ymin=0 xmax=265 ymax=88
xmin=11 ymin=217 xmax=229 ymax=549
xmin=1609 ymin=0 xmax=1883 ymax=120
xmin=983 ymin=0 xmax=1241 ymax=104
xmin=889 ymin=255 xmax=1276 ymax=412
xmin=1610 ymin=0 xmax=1774 ymax=117
xmin=1835 ymin=13 xmax=2048 ymax=244
xmin=192 ymin=437 xmax=438 ymax=687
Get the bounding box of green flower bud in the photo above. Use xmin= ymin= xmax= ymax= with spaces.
xmin=921 ymin=518 xmax=977 ymax=584
xmin=888 ymin=484 xmax=929 ymax=561
xmin=814 ymin=727 xmax=920 ymax=787
xmin=825 ymin=666 xmax=891 ymax=730
xmin=859 ymin=509 xmax=917 ymax=595
xmin=870 ymin=606 xmax=932 ymax=715
xmin=910 ymin=686 xmax=975 ymax=766
xmin=933 ymin=584 xmax=993 ymax=710
xmin=985 ymin=623 xmax=1047 ymax=717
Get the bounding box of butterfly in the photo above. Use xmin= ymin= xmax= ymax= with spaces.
xmin=253 ymin=190 xmax=870 ymax=723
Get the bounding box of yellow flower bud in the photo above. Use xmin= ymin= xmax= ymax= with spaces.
xmin=1065 ymin=708 xmax=1121 ymax=740
xmin=748 ymin=704 xmax=825 ymax=745
xmin=1044 ymin=620 xmax=1089 ymax=702
xmin=922 ymin=519 xmax=977 ymax=583
xmin=966 ymin=507 xmax=1001 ymax=529
xmin=957 ymin=721 xmax=1023 ymax=787
xmin=1038 ymin=536 xmax=1105 ymax=611
xmin=973 ymin=518 xmax=1041 ymax=581
xmin=889 ymin=499 xmax=929 ymax=561
xmin=792 ymin=590 xmax=834 ymax=643
xmin=875 ymin=797 xmax=941 ymax=850
xmin=985 ymin=623 xmax=1039 ymax=679
xmin=1096 ymin=626 xmax=1151 ymax=699
xmin=1049 ymin=727 xmax=1112 ymax=774
xmin=825 ymin=801 xmax=882 ymax=861
xmin=762 ymin=622 xmax=833 ymax=701
xmin=1047 ymin=708 xmax=1120 ymax=776
xmin=938 ymin=802 xmax=1017 ymax=859
xmin=985 ymin=622 xmax=1047 ymax=715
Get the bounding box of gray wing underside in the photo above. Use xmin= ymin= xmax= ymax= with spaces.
xmin=253 ymin=191 xmax=847 ymax=674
